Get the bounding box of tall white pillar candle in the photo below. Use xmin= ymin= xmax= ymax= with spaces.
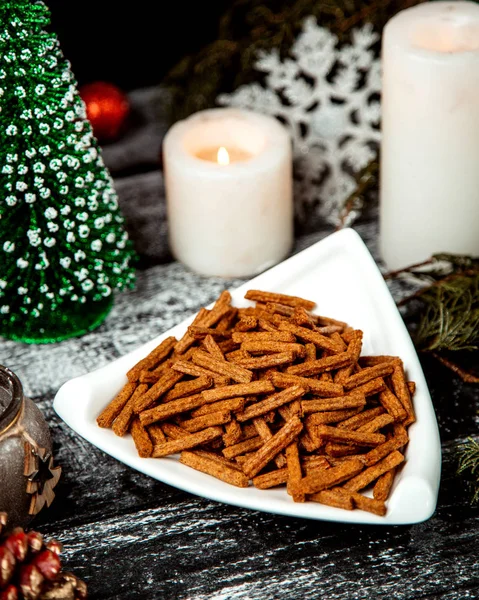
xmin=163 ymin=108 xmax=293 ymax=277
xmin=380 ymin=1 xmax=479 ymax=269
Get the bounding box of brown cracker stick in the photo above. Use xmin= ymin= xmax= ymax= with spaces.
xmin=202 ymin=380 xmax=275 ymax=403
xmin=257 ymin=318 xmax=280 ymax=333
xmin=163 ymin=375 xmax=213 ymax=402
xmin=152 ymin=426 xmax=224 ymax=458
xmin=287 ymin=352 xmax=352 ymax=376
xmin=203 ymin=335 xmax=225 ymax=360
xmin=241 ymin=340 xmax=306 ymax=358
xmin=139 ymin=393 xmax=206 ymax=426
xmin=112 ymin=383 xmax=148 ymax=437
xmin=162 ymin=422 xmax=189 ymax=439
xmin=226 ymin=349 xmax=252 ymax=364
xmin=245 ymin=290 xmax=316 ymax=311
xmin=300 ymin=454 xmax=331 ymax=473
xmin=236 ymin=385 xmax=306 ymax=422
xmin=343 ymin=363 xmax=395 ymax=391
xmin=330 ymin=332 xmax=347 ymax=352
xmin=362 ymin=432 xmax=408 ymax=467
xmin=373 ymin=468 xmax=396 ymax=501
xmin=180 ymin=410 xmax=232 ymax=433
xmin=171 ymin=359 xmax=229 ymax=385
xmin=299 ymin=431 xmax=317 ymax=453
xmin=343 ymin=450 xmax=405 ymax=491
xmin=180 ymin=450 xmax=249 ymax=487
xmin=222 ymin=418 xmax=242 ymax=447
xmin=242 ymin=416 xmax=304 ymax=479
xmin=346 ymin=330 xmax=364 ymax=361
xmin=269 ymin=372 xmax=344 ymax=397
xmin=350 ymin=492 xmax=387 ymax=516
xmin=232 ymin=331 xmax=295 ymax=343
xmin=293 ymin=459 xmax=364 ymax=495
xmin=235 ymin=452 xmax=256 ymax=466
xmin=139 ymin=371 xmax=162 ymax=384
xmin=175 ymin=293 xmax=232 ymax=354
xmin=357 ymin=414 xmax=394 ymax=433
xmin=235 ymin=352 xmax=296 ymax=370
xmin=217 ymin=339 xmax=239 ymax=355
xmin=315 ymin=314 xmax=349 ymax=329
xmin=327 ymin=455 xmax=367 ymax=466
xmin=235 ymin=316 xmax=258 ymax=331
xmin=126 ymin=336 xmax=177 ymax=383
xmin=301 ymin=393 xmax=366 ymax=414
xmin=216 ymin=307 xmax=238 ymax=332
xmin=306 ymin=408 xmax=362 ymax=425
xmin=266 ymin=303 xmax=294 ymax=319
xmin=301 ymin=455 xmax=331 ymax=472
xmin=254 ymin=417 xmax=286 ymax=468
xmin=379 ymin=387 xmax=408 ymax=422
xmin=304 ymin=343 xmax=316 ymax=362
xmin=134 ymin=370 xmax=183 ymax=413
xmin=239 ymin=423 xmax=259 ymax=439
xmin=309 ymin=489 xmax=354 ymax=510
xmin=391 ymin=364 xmax=416 ymax=425
xmin=325 ymin=442 xmax=363 ymax=458
xmin=316 ymin=325 xmax=344 ymax=335
xmin=174 ymin=308 xmax=209 ymax=355
xmin=286 ymin=442 xmax=304 ymax=502
xmin=316 ymin=425 xmax=386 ymax=447
xmin=192 ymin=349 xmax=253 ymax=384
xmin=278 ymin=322 xmax=342 ymax=354
xmin=131 ymin=418 xmax=153 ymax=458
xmin=337 ymin=406 xmax=385 ymax=430
xmin=359 ymin=355 xmax=400 ymax=367
xmin=291 ymin=306 xmax=316 ymax=328
xmin=191 ymin=397 xmax=245 ymax=418
xmin=97 ymin=381 xmax=137 ymax=428
xmin=278 ymin=400 xmax=302 ymax=422
xmin=335 ymin=330 xmax=363 ymax=383
xmin=188 ymin=326 xmax=230 ymax=340
xmin=222 ymin=436 xmax=264 ymax=459
xmin=191 ymin=449 xmax=243 ymax=471
xmin=147 ymin=423 xmax=166 ymax=445
xmin=253 ymin=468 xmax=289 ymax=489
xmin=353 ymin=377 xmax=387 ymax=397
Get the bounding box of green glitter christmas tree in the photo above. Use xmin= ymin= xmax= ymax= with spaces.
xmin=0 ymin=1 xmax=136 ymax=344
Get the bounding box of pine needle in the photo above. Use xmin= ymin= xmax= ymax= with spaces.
xmin=457 ymin=438 xmax=479 ymax=504
xmin=414 ymin=274 xmax=479 ymax=352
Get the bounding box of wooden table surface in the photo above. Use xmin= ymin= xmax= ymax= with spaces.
xmin=1 ymin=88 xmax=478 ymax=599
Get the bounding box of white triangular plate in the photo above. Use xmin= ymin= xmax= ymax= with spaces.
xmin=54 ymin=229 xmax=441 ymax=525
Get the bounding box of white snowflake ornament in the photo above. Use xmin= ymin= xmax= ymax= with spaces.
xmin=219 ymin=18 xmax=381 ymax=227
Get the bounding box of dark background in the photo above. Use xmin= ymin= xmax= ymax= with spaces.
xmin=46 ymin=0 xmax=231 ymax=90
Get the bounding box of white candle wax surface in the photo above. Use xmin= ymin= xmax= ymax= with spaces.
xmin=380 ymin=1 xmax=479 ymax=270
xmin=163 ymin=109 xmax=293 ymax=278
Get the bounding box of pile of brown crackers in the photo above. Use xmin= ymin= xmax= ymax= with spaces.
xmin=98 ymin=289 xmax=415 ymax=516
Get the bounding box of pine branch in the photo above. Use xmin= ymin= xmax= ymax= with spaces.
xmin=458 ymin=438 xmax=479 ymax=504
xmin=412 ymin=274 xmax=479 ymax=353
xmin=390 ymin=256 xmax=479 ymax=381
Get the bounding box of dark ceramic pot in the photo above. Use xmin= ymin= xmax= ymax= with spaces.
xmin=0 ymin=366 xmax=61 ymax=528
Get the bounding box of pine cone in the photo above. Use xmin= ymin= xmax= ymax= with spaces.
xmin=0 ymin=513 xmax=87 ymax=600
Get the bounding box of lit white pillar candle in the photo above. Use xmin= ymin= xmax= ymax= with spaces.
xmin=380 ymin=1 xmax=479 ymax=269
xmin=163 ymin=108 xmax=293 ymax=277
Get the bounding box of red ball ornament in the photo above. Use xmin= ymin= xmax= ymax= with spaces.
xmin=79 ymin=81 xmax=130 ymax=142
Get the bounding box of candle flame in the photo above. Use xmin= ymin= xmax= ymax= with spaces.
xmin=217 ymin=146 xmax=230 ymax=166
